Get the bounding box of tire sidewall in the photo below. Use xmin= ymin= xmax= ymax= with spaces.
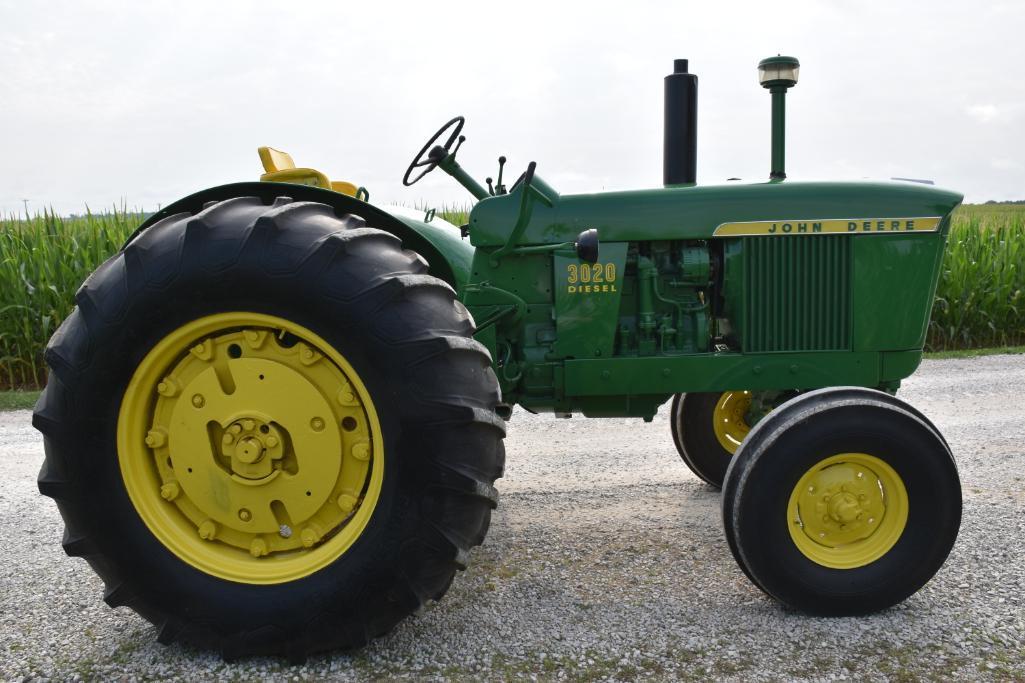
xmin=675 ymin=392 xmax=733 ymax=487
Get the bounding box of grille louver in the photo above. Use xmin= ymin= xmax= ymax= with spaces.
xmin=743 ymin=236 xmax=851 ymax=352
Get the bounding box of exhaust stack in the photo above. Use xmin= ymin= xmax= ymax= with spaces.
xmin=663 ymin=58 xmax=698 ymax=187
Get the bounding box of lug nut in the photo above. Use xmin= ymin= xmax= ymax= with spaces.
xmin=279 ymin=525 xmax=292 ymax=539
xmin=337 ymin=383 xmax=358 ymax=406
xmin=145 ymin=430 xmax=166 ymax=448
xmin=242 ymin=419 xmax=255 ymax=431
xmin=238 ymin=508 xmax=252 ymax=522
xmin=300 ymin=528 xmax=319 ymax=548
xmin=191 ymin=394 xmax=205 ymax=408
xmin=160 ymin=482 xmax=180 ymax=501
xmin=310 ymin=417 xmax=325 ymax=432
xmin=190 ymin=340 xmax=213 ymax=360
xmin=337 ymin=494 xmax=357 ymax=513
xmin=265 ymin=435 xmax=279 ymax=448
xmin=222 ymin=433 xmax=234 ymax=445
xmin=250 ymin=538 xmax=268 ymax=558
xmin=198 ymin=520 xmax=217 ymax=540
xmin=156 ymin=377 xmax=179 ymax=397
xmin=244 ymin=329 xmax=267 ymax=349
xmin=351 ymin=442 xmax=370 ymax=461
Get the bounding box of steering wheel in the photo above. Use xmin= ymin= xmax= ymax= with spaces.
xmin=403 ymin=116 xmax=465 ymax=186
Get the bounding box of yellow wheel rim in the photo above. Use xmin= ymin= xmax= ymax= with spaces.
xmin=712 ymin=391 xmax=752 ymax=454
xmin=117 ymin=312 xmax=384 ymax=584
xmin=787 ymin=453 xmax=909 ymax=569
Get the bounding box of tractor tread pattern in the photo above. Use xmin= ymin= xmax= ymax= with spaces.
xmin=34 ymin=196 xmax=506 ymax=660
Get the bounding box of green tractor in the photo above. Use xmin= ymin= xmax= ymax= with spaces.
xmin=35 ymin=56 xmax=962 ymax=660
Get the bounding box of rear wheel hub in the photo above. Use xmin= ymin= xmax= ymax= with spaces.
xmin=118 ymin=312 xmax=384 ymax=583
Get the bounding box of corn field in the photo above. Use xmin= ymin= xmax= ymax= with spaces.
xmin=1 ymin=204 xmax=1022 ymax=389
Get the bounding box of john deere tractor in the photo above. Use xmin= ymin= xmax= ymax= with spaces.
xmin=35 ymin=56 xmax=962 ymax=659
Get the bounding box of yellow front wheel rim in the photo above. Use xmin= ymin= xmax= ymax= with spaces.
xmin=117 ymin=312 xmax=384 ymax=584
xmin=712 ymin=391 xmax=752 ymax=454
xmin=787 ymin=453 xmax=909 ymax=569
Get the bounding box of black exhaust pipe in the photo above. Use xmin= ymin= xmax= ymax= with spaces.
xmin=663 ymin=58 xmax=697 ymax=186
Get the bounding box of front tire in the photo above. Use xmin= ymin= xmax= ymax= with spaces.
xmin=34 ymin=196 xmax=505 ymax=659
xmin=721 ymin=387 xmax=960 ymax=615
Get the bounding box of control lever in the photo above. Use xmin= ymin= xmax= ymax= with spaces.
xmin=495 ymin=156 xmax=507 ymax=195
xmin=451 ymin=135 xmax=466 ymax=157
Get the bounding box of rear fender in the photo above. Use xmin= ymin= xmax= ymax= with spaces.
xmin=125 ymin=182 xmax=473 ymax=291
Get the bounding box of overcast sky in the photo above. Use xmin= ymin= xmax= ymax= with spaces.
xmin=2 ymin=0 xmax=1022 ymax=216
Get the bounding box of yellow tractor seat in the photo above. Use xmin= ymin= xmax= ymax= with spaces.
xmin=257 ymin=146 xmax=359 ymax=197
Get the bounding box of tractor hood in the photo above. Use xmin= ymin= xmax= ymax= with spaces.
xmin=468 ymin=179 xmax=964 ymax=247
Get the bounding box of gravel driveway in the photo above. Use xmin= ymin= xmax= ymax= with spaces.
xmin=2 ymin=355 xmax=1023 ymax=681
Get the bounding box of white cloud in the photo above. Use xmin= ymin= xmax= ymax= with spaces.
xmin=967 ymin=104 xmax=1021 ymax=124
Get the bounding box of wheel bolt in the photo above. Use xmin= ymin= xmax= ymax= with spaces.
xmin=265 ymin=435 xmax=279 ymax=448
xmin=351 ymin=442 xmax=370 ymax=461
xmin=238 ymin=508 xmax=252 ymax=522
xmin=198 ymin=520 xmax=217 ymax=540
xmin=192 ymin=394 xmax=205 ymax=408
xmin=250 ymin=538 xmax=268 ymax=558
xmin=160 ymin=482 xmax=180 ymax=501
xmin=157 ymin=377 xmax=179 ymax=397
xmin=337 ymin=384 xmax=358 ymax=406
xmin=311 ymin=417 xmax=325 ymax=432
xmin=242 ymin=419 xmax=255 ymax=431
xmin=222 ymin=433 xmax=234 ymax=445
xmin=337 ymin=494 xmax=357 ymax=513
xmin=300 ymin=528 xmax=318 ymax=548
xmin=279 ymin=525 xmax=292 ymax=539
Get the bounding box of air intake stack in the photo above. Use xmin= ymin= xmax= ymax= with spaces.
xmin=663 ymin=59 xmax=698 ymax=186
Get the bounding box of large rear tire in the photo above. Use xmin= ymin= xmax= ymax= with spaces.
xmin=721 ymin=387 xmax=960 ymax=615
xmin=34 ymin=196 xmax=505 ymax=660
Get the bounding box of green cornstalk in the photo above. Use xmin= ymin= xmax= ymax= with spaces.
xmin=1 ymin=203 xmax=1023 ymax=389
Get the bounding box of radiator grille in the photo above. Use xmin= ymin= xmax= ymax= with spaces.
xmin=742 ymin=236 xmax=851 ymax=352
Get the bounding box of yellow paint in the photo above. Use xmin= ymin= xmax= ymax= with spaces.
xmin=258 ymin=147 xmax=296 ymax=174
xmin=712 ymin=390 xmax=752 ymax=454
xmin=257 ymin=146 xmax=360 ymax=197
xmin=117 ymin=312 xmax=383 ymax=584
xmin=713 ymin=216 xmax=941 ymax=237
xmin=565 ymin=262 xmax=618 ymax=294
xmin=787 ymin=453 xmax=909 ymax=569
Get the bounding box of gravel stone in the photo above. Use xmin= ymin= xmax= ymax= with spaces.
xmin=1 ymin=354 xmax=1024 ymax=680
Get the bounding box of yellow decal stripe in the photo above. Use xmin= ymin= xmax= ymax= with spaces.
xmin=713 ymin=217 xmax=941 ymax=237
